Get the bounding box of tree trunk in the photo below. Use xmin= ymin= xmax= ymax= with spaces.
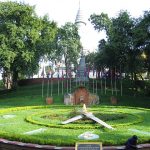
xmin=134 ymin=72 xmax=138 ymax=91
xmin=12 ymin=70 xmax=18 ymax=89
xmin=139 ymin=73 xmax=144 ymax=81
xmin=131 ymin=71 xmax=134 ymax=91
xmin=2 ymin=71 xmax=12 ymax=89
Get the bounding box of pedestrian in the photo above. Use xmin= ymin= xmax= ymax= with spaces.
xmin=125 ymin=135 xmax=138 ymax=150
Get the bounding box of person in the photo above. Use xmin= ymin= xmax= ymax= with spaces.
xmin=125 ymin=135 xmax=138 ymax=150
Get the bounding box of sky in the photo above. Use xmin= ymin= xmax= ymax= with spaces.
xmin=1 ymin=0 xmax=150 ymax=51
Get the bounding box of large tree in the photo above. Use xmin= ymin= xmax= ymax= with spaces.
xmin=0 ymin=1 xmax=57 ymax=89
xmin=56 ymin=22 xmax=81 ymax=75
xmin=90 ymin=11 xmax=145 ymax=81
xmin=135 ymin=11 xmax=150 ymax=79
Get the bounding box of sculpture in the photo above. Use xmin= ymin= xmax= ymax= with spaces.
xmin=62 ymin=104 xmax=114 ymax=130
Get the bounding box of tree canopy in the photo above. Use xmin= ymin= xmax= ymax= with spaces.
xmin=89 ymin=10 xmax=150 ymax=81
xmin=56 ymin=22 xmax=81 ymax=74
xmin=0 ymin=1 xmax=58 ymax=88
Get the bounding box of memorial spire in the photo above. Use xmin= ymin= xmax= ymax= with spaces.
xmin=75 ymin=0 xmax=86 ymax=26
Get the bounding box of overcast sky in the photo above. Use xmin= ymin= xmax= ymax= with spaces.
xmin=1 ymin=0 xmax=150 ymax=51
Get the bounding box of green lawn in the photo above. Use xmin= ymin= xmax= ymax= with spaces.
xmin=0 ymin=82 xmax=149 ymax=146
xmin=0 ymin=105 xmax=149 ymax=146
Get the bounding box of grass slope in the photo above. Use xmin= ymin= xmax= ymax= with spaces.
xmin=0 ymin=83 xmax=149 ymax=108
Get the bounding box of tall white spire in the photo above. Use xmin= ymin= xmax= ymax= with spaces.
xmin=75 ymin=0 xmax=87 ymax=53
xmin=75 ymin=0 xmax=86 ymax=27
xmin=75 ymin=0 xmax=88 ymax=82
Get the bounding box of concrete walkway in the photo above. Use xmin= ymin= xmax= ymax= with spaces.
xmin=0 ymin=138 xmax=149 ymax=150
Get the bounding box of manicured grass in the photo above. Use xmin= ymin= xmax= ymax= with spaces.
xmin=0 ymin=82 xmax=149 ymax=146
xmin=0 ymin=105 xmax=149 ymax=146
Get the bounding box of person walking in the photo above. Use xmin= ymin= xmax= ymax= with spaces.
xmin=125 ymin=135 xmax=138 ymax=150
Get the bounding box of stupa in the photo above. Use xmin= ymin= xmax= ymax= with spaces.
xmin=75 ymin=0 xmax=88 ymax=82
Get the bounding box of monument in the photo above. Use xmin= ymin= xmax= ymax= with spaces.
xmin=76 ymin=55 xmax=88 ymax=82
xmin=63 ymin=1 xmax=99 ymax=106
xmin=75 ymin=0 xmax=89 ymax=82
xmin=64 ymin=86 xmax=99 ymax=105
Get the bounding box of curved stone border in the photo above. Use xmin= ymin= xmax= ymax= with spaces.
xmin=0 ymin=138 xmax=149 ymax=150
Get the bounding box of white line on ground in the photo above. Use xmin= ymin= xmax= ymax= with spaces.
xmin=128 ymin=129 xmax=150 ymax=135
xmin=23 ymin=128 xmax=47 ymax=135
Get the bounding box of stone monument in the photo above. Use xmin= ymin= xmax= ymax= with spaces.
xmin=76 ymin=55 xmax=88 ymax=82
xmin=75 ymin=0 xmax=89 ymax=82
xmin=64 ymin=86 xmax=99 ymax=106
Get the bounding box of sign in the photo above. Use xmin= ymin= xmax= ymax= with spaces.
xmin=75 ymin=142 xmax=102 ymax=150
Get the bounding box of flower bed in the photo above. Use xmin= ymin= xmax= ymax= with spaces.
xmin=0 ymin=105 xmax=149 ymax=146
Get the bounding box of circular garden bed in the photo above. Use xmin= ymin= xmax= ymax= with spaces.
xmin=0 ymin=105 xmax=149 ymax=146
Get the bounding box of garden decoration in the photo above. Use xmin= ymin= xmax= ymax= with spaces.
xmin=62 ymin=104 xmax=114 ymax=130
xmin=0 ymin=105 xmax=148 ymax=146
xmin=78 ymin=131 xmax=99 ymax=140
xmin=23 ymin=128 xmax=47 ymax=135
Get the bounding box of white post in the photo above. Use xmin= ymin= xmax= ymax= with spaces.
xmin=62 ymin=76 xmax=63 ymax=95
xmin=100 ymin=67 xmax=103 ymax=94
xmin=51 ymin=74 xmax=53 ymax=97
xmin=41 ymin=66 xmax=45 ymax=98
xmin=105 ymin=77 xmax=107 ymax=94
xmin=93 ymin=78 xmax=94 ymax=94
xmin=111 ymin=68 xmax=113 ymax=95
xmin=42 ymin=79 xmax=44 ymax=98
xmin=120 ymin=65 xmax=123 ymax=96
xmin=47 ymin=78 xmax=50 ymax=97
xmin=67 ymin=73 xmax=68 ymax=93
xmin=58 ymin=71 xmax=60 ymax=95
xmin=70 ymin=72 xmax=71 ymax=93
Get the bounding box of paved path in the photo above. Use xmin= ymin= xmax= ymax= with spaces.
xmin=0 ymin=138 xmax=149 ymax=150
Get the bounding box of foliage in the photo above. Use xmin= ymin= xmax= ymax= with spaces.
xmin=89 ymin=10 xmax=150 ymax=91
xmin=85 ymin=52 xmax=97 ymax=69
xmin=56 ymin=22 xmax=81 ymax=74
xmin=135 ymin=11 xmax=150 ymax=79
xmin=0 ymin=1 xmax=57 ymax=89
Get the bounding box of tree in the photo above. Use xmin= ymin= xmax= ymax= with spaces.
xmin=85 ymin=52 xmax=97 ymax=69
xmin=89 ymin=11 xmax=144 ymax=81
xmin=56 ymin=22 xmax=81 ymax=76
xmin=0 ymin=1 xmax=57 ymax=89
xmin=135 ymin=11 xmax=150 ymax=79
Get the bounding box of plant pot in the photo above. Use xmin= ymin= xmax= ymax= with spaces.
xmin=46 ymin=97 xmax=53 ymax=105
xmin=110 ymin=96 xmax=117 ymax=104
